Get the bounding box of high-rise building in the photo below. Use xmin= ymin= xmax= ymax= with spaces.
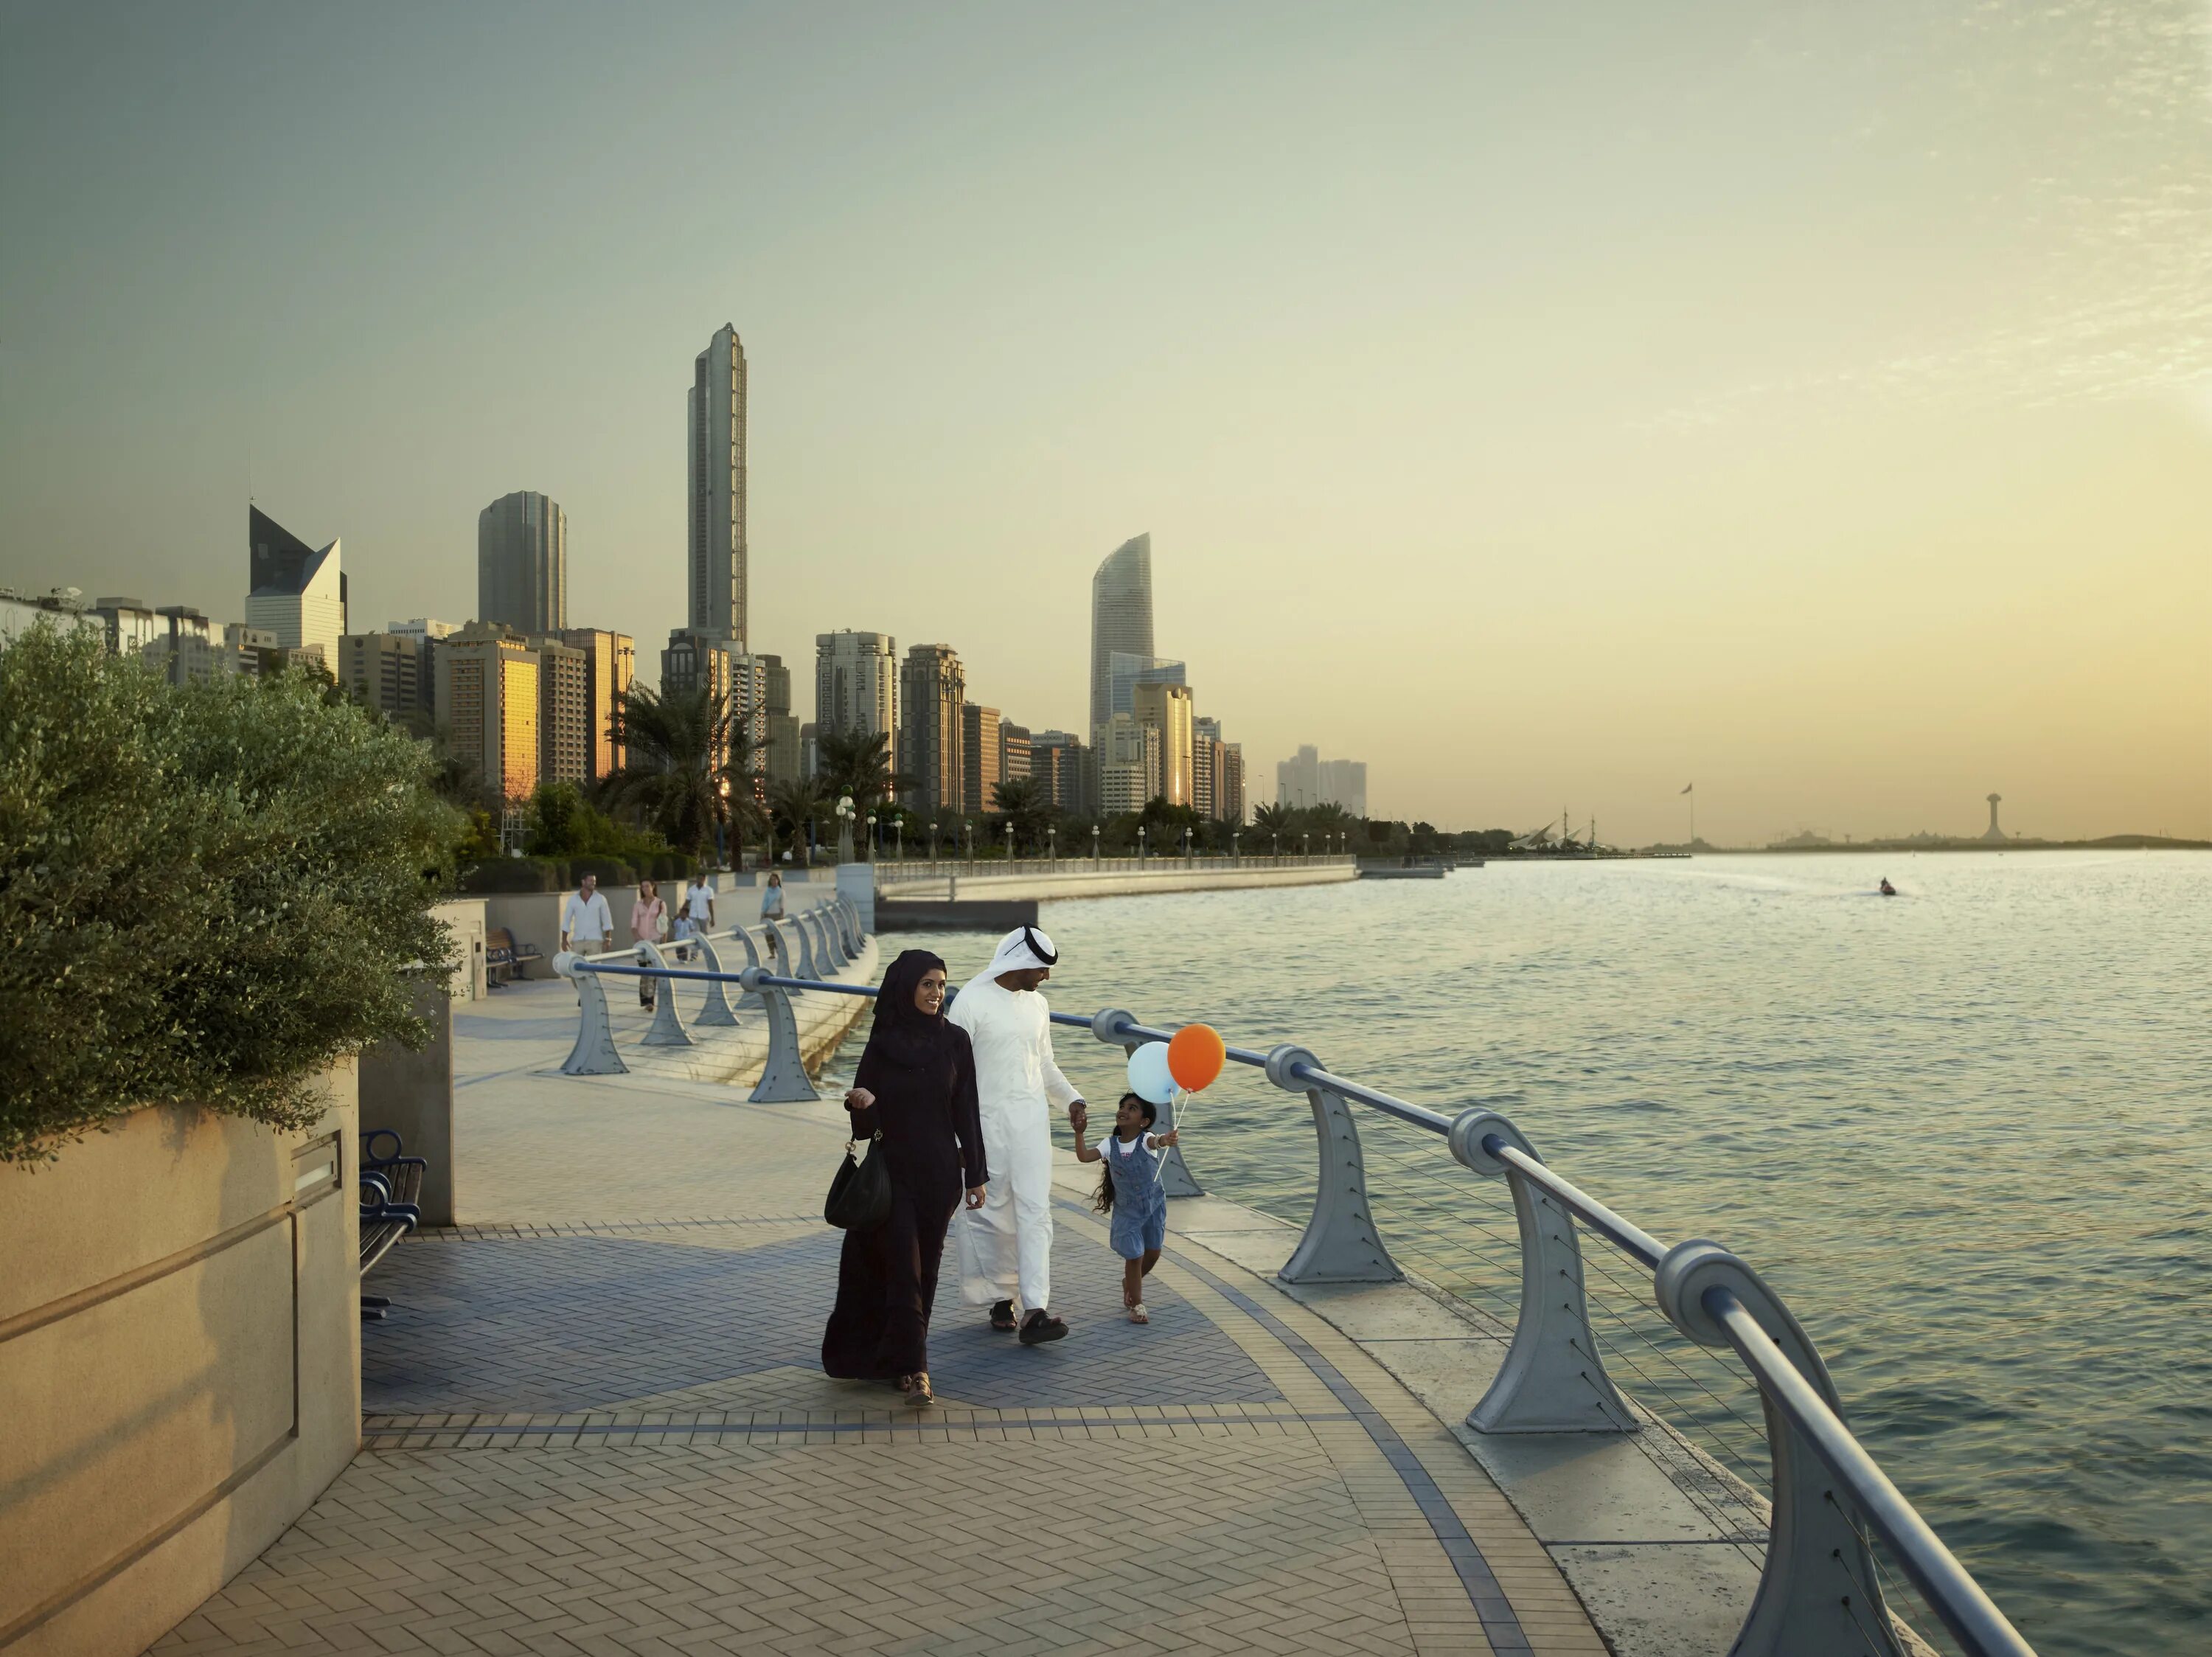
xmin=662 ymin=627 xmax=767 ymax=801
xmin=1090 ymin=534 xmax=1152 ymax=744
xmin=1193 ymin=715 xmax=1221 ymax=820
xmin=1029 ymin=731 xmax=1090 ymax=818
xmin=899 ymin=645 xmax=965 ymax=816
xmin=478 ymin=491 xmax=567 ymax=635
xmin=1319 ymin=758 xmax=1368 ymax=818
xmin=761 ymin=653 xmax=801 ymax=785
xmin=1099 ymin=712 xmax=1161 ymax=815
xmin=1000 ymin=721 xmax=1031 ymax=787
xmin=246 ymin=506 xmax=345 ymax=665
xmin=145 ymin=606 xmax=226 ymax=686
xmin=224 ymin=623 xmax=280 ymax=678
xmin=341 ymin=632 xmax=426 ymax=719
xmin=688 ymin=324 xmax=748 ymax=647
xmin=529 ymin=634 xmax=589 ymax=788
xmin=963 ymin=704 xmax=1002 ymax=816
xmin=554 ymin=628 xmax=634 ymax=782
xmin=814 ymin=630 xmax=898 ymax=746
xmin=1220 ymin=742 xmax=1246 ymax=825
xmin=437 ymin=624 xmax=540 ymax=802
xmin=1105 ymin=653 xmax=1185 ymax=725
xmin=1276 ymin=746 xmax=1366 ymax=815
xmin=1132 ymin=681 xmax=1194 ymax=808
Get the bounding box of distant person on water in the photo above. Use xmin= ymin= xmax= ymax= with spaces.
xmin=950 ymin=925 xmax=1086 ymax=1345
xmin=822 ymin=949 xmax=987 ymax=1408
xmin=1879 ymin=878 xmax=1897 ymax=897
xmin=1074 ymin=1092 xmax=1179 ymax=1324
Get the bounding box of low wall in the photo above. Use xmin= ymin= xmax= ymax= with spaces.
xmin=877 ymin=864 xmax=1358 ymax=904
xmin=0 ymin=1071 xmax=361 ymax=1657
xmin=432 ymin=897 xmax=488 ymax=1001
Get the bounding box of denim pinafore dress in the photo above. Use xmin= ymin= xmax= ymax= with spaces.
xmin=1107 ymin=1132 xmax=1168 ymax=1259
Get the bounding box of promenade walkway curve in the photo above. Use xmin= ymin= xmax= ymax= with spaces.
xmin=147 ymin=977 xmax=1608 ymax=1657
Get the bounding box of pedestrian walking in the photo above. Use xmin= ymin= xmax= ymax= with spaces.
xmin=629 ymin=879 xmax=667 ymax=1007
xmin=560 ymin=872 xmax=613 ymax=956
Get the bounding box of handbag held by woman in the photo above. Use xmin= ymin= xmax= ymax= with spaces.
xmin=824 ymin=1131 xmax=891 ymax=1230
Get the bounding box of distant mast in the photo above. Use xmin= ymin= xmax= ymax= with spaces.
xmin=1983 ymin=793 xmax=2005 ymax=843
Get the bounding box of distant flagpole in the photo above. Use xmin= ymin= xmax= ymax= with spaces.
xmin=1681 ymin=782 xmax=1694 ymax=850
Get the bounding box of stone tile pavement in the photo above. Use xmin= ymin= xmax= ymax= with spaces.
xmin=145 ymin=976 xmax=1608 ymax=1657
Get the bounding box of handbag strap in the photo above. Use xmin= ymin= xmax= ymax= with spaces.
xmin=846 ymin=1130 xmax=883 ymax=1154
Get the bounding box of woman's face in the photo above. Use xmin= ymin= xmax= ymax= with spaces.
xmin=639 ymin=880 xmax=656 ymax=900
xmin=913 ymin=968 xmax=947 ymax=1015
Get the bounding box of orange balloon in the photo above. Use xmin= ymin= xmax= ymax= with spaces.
xmin=1167 ymin=1023 xmax=1227 ymax=1092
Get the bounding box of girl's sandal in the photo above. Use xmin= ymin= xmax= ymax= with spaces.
xmin=900 ymin=1372 xmax=935 ymax=1407
xmin=1127 ymin=1304 xmax=1150 ymax=1324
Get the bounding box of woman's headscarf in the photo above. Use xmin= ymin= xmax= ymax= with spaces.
xmin=867 ymin=948 xmax=951 ymax=1071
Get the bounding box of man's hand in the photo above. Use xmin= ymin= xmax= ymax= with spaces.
xmin=964 ymin=1184 xmax=987 ymax=1209
xmin=1068 ymin=1100 xmax=1088 ymax=1136
xmin=844 ymin=1087 xmax=875 ymax=1113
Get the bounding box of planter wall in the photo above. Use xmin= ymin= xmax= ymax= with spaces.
xmin=0 ymin=1069 xmax=361 ymax=1657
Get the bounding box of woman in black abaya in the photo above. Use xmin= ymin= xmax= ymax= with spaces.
xmin=821 ymin=948 xmax=988 ymax=1406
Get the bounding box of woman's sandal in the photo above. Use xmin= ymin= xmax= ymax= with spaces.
xmin=1127 ymin=1303 xmax=1150 ymax=1324
xmin=899 ymin=1372 xmax=935 ymax=1407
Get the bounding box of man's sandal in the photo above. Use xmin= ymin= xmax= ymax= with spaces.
xmin=989 ymin=1300 xmax=1018 ymax=1333
xmin=1018 ymin=1310 xmax=1068 ymax=1346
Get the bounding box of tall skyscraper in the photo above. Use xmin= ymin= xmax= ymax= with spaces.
xmin=1220 ymin=742 xmax=1246 ymax=824
xmin=899 ymin=645 xmax=965 ymax=816
xmin=1276 ymin=746 xmax=1366 ymax=815
xmin=1131 ymin=681 xmax=1194 ymax=807
xmin=246 ymin=506 xmax=345 ymax=665
xmin=1107 ymin=653 xmax=1186 ymax=723
xmin=437 ymin=624 xmax=540 ymax=803
xmin=962 ymin=704 xmax=1002 ymax=816
xmin=1319 ymin=758 xmax=1368 ymax=818
xmin=1099 ymin=713 xmax=1161 ymax=815
xmin=1029 ymin=731 xmax=1091 ymax=818
xmin=1000 ymin=721 xmax=1032 ymax=786
xmin=555 ymin=628 xmax=634 ymax=782
xmin=1089 ymin=533 xmax=1152 ymax=743
xmin=478 ymin=491 xmax=567 ymax=634
xmin=689 ymin=324 xmax=748 ymax=647
xmin=814 ymin=630 xmax=899 ymax=745
xmin=1193 ymin=715 xmax=1222 ymax=821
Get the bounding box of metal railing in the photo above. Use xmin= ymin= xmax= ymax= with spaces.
xmin=874 ymin=852 xmax=1357 ymax=881
xmin=552 ymin=948 xmax=2039 ymax=1657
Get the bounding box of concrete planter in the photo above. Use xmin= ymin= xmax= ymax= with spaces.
xmin=0 ymin=1069 xmax=361 ymax=1657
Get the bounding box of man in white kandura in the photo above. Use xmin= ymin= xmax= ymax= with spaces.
xmin=949 ymin=925 xmax=1085 ymax=1345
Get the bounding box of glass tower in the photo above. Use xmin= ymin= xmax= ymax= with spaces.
xmin=688 ymin=324 xmax=748 ymax=647
xmin=1088 ymin=533 xmax=1152 ymax=742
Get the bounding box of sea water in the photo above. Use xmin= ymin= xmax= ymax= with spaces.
xmin=881 ymin=850 xmax=2211 ymax=1657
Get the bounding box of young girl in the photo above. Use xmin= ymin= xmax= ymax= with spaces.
xmin=1074 ymin=1092 xmax=1180 ymax=1323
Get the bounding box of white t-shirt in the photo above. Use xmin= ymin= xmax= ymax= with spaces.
xmin=562 ymin=890 xmax=613 ymax=944
xmin=684 ymin=882 xmax=715 ymax=928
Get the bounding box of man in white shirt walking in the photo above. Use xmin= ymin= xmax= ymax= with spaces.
xmin=948 ymin=925 xmax=1085 ymax=1344
xmin=678 ymin=875 xmax=715 ymax=939
xmin=560 ymin=873 xmax=613 ymax=955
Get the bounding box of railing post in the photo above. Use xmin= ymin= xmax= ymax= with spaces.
xmin=692 ymin=934 xmax=739 ymax=1026
xmin=1088 ymin=1009 xmax=1202 ymax=1198
xmin=769 ymin=916 xmax=812 ymax=979
xmin=1266 ymin=1043 xmax=1399 ymax=1284
xmin=740 ymin=965 xmax=821 ymax=1102
xmin=1448 ymin=1109 xmax=1636 ymax=1434
xmin=818 ymin=903 xmax=855 ymax=963
xmin=722 ymin=922 xmax=766 ymax=972
xmin=634 ymin=941 xmax=693 ymax=1047
xmin=840 ymin=892 xmax=866 ymax=947
xmin=556 ymin=958 xmax=630 ymax=1074
xmin=804 ymin=908 xmax=839 ymax=971
xmin=1656 ymin=1243 xmax=1906 ymax=1657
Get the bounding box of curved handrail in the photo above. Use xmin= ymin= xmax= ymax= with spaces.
xmin=552 ymin=956 xmax=2042 ymax=1657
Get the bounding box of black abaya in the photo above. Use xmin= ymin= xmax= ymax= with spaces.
xmin=821 ymin=959 xmax=987 ymax=1381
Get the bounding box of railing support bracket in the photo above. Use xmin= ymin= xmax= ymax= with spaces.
xmin=556 ymin=955 xmax=628 ymax=1075
xmin=1655 ymin=1241 xmax=1905 ymax=1657
xmin=1269 ymin=1044 xmax=1399 ymax=1284
xmin=741 ymin=966 xmax=820 ymax=1102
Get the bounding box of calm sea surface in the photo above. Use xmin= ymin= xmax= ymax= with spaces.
xmin=875 ymin=851 xmax=2211 ymax=1657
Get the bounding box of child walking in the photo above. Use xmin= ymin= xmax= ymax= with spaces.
xmin=1074 ymin=1092 xmax=1180 ymax=1323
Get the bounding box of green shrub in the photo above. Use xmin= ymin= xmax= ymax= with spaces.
xmin=458 ymin=856 xmax=566 ymax=893
xmin=0 ymin=624 xmax=466 ymax=1164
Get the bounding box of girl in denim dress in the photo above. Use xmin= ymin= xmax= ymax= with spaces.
xmin=1074 ymin=1092 xmax=1180 ymax=1324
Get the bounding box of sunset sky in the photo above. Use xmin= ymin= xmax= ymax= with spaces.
xmin=3 ymin=1 xmax=2206 ymax=843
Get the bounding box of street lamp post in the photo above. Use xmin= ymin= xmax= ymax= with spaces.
xmin=895 ymin=819 xmax=904 ymax=861
xmin=1046 ymin=824 xmax=1056 ymax=868
xmin=1232 ymin=831 xmax=1241 ymax=864
xmin=964 ymin=819 xmax=973 ymax=864
xmin=1006 ymin=820 xmax=1016 ymax=861
xmin=1138 ymin=824 xmax=1147 ymax=864
xmin=929 ymin=822 xmax=939 ymax=863
xmin=1302 ymin=833 xmax=1311 ymax=864
xmin=835 ymin=795 xmax=855 ymax=864
xmin=865 ymin=813 xmax=877 ymax=864
xmin=1091 ymin=823 xmax=1101 ymax=868
xmin=716 ymin=776 xmax=731 ymax=869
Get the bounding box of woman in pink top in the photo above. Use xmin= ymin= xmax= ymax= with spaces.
xmin=630 ymin=880 xmax=668 ymax=1007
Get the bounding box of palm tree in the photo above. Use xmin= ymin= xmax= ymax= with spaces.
xmin=768 ymin=778 xmax=824 ymax=867
xmin=815 ymin=728 xmax=907 ymax=813
xmin=598 ymin=683 xmax=762 ymax=864
xmin=1251 ymin=801 xmax=1294 ymax=855
xmin=990 ymin=775 xmax=1055 ymax=855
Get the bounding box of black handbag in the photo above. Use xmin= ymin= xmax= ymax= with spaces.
xmin=824 ymin=1131 xmax=891 ymax=1231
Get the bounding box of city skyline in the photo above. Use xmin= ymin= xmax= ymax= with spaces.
xmin=3 ymin=6 xmax=2205 ymax=843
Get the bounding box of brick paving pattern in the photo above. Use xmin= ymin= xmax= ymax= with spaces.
xmin=145 ymin=975 xmax=1607 ymax=1656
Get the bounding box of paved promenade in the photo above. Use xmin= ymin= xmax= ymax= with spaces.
xmin=148 ymin=976 xmax=1609 ymax=1657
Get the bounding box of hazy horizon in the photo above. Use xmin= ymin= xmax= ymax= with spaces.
xmin=3 ymin=2 xmax=2206 ymax=843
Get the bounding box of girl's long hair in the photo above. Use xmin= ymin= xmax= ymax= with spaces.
xmin=1092 ymin=1093 xmax=1157 ymax=1214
